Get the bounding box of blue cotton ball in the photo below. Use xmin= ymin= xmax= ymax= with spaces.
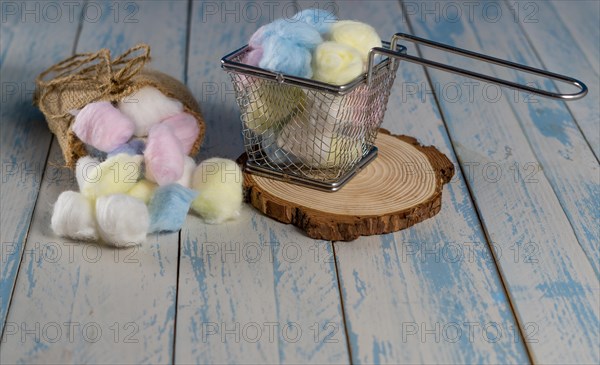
xmin=294 ymin=8 xmax=338 ymax=35
xmin=260 ymin=38 xmax=313 ymax=78
xmin=250 ymin=18 xmax=322 ymax=49
xmin=85 ymin=144 xmax=107 ymax=160
xmin=247 ymin=17 xmax=322 ymax=76
xmin=108 ymin=139 xmax=146 ymax=157
xmin=147 ymin=184 xmax=198 ymax=233
xmin=249 ymin=24 xmax=274 ymax=48
xmin=270 ymin=19 xmax=322 ymax=49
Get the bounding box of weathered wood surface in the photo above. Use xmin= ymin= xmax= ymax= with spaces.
xmin=542 ymin=0 xmax=600 ymax=158
xmin=405 ymin=0 xmax=599 ymax=363
xmin=0 ymin=2 xmax=81 ymax=336
xmin=0 ymin=0 xmax=598 ymax=364
xmin=508 ymin=0 xmax=600 ymax=275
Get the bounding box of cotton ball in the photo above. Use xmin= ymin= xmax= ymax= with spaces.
xmin=161 ymin=112 xmax=200 ymax=155
xmin=243 ymin=47 xmax=263 ymax=67
xmin=76 ymin=156 xmax=100 ymax=193
xmin=127 ymin=179 xmax=157 ymax=204
xmin=248 ymin=25 xmax=266 ymax=48
xmin=144 ymin=124 xmax=185 ymax=186
xmin=244 ymin=82 xmax=305 ymax=134
xmin=277 ymin=114 xmax=362 ymax=168
xmin=260 ymin=38 xmax=314 ymax=78
xmin=108 ymin=139 xmax=145 ymax=157
xmin=302 ymin=90 xmax=357 ymax=129
xmin=328 ymin=20 xmax=382 ymax=62
xmin=260 ymin=130 xmax=300 ymax=166
xmin=148 ymin=184 xmax=198 ymax=233
xmin=51 ymin=191 xmax=98 ymax=241
xmin=257 ymin=20 xmax=322 ymax=78
xmin=118 ymin=87 xmax=184 ymax=137
xmin=176 ymin=156 xmax=196 ymax=188
xmin=294 ymin=8 xmax=338 ymax=34
xmin=78 ymin=153 xmax=143 ymax=200
xmin=244 ymin=25 xmax=270 ymax=66
xmin=96 ymin=194 xmax=149 ymax=247
xmin=85 ymin=145 xmax=107 ymax=160
xmin=249 ymin=24 xmax=273 ymax=48
xmin=269 ymin=19 xmax=323 ymax=48
xmin=72 ymin=101 xmax=135 ymax=152
xmin=191 ymin=158 xmax=243 ymax=224
xmin=312 ymin=41 xmax=364 ymax=85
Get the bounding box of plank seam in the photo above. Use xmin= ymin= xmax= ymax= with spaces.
xmin=332 ymin=241 xmax=354 ymax=365
xmin=172 ymin=230 xmax=183 ymax=365
xmin=70 ymin=0 xmax=85 ymax=55
xmin=183 ymin=0 xmax=193 ymax=87
xmin=399 ymin=1 xmax=535 ymax=363
xmin=173 ymin=3 xmax=193 ymax=361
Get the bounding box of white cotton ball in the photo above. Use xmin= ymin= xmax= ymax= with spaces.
xmin=95 ymin=194 xmax=149 ymax=247
xmin=176 ymin=156 xmax=197 ymax=188
xmin=277 ymin=114 xmax=363 ymax=168
xmin=190 ymin=158 xmax=243 ymax=224
xmin=51 ymin=191 xmax=98 ymax=241
xmin=118 ymin=87 xmax=184 ymax=137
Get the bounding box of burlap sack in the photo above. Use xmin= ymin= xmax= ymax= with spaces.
xmin=35 ymin=44 xmax=205 ymax=167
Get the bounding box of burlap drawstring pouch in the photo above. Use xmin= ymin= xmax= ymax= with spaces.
xmin=35 ymin=44 xmax=205 ymax=167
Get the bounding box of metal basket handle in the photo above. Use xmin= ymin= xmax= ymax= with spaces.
xmin=367 ymin=33 xmax=587 ymax=100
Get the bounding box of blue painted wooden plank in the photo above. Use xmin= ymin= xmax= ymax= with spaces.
xmin=0 ymin=4 xmax=81 ymax=335
xmin=323 ymin=1 xmax=530 ymax=363
xmin=551 ymin=0 xmax=600 ymax=76
xmin=1 ymin=1 xmax=188 ymax=363
xmin=519 ymin=0 xmax=599 ymax=158
xmin=175 ymin=2 xmax=349 ymax=363
xmin=406 ymin=1 xmax=599 ymax=362
xmin=458 ymin=0 xmax=599 ymax=277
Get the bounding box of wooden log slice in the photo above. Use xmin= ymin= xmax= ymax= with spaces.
xmin=240 ymin=129 xmax=455 ymax=241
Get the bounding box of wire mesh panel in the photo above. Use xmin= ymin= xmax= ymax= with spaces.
xmin=225 ymin=46 xmax=399 ymax=186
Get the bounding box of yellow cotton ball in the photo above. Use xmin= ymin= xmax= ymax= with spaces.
xmin=244 ymin=82 xmax=306 ymax=133
xmin=323 ymin=135 xmax=363 ymax=167
xmin=312 ymin=41 xmax=364 ymax=85
xmin=79 ymin=153 xmax=143 ymax=200
xmin=329 ymin=20 xmax=382 ymax=61
xmin=127 ymin=179 xmax=157 ymax=204
xmin=190 ymin=158 xmax=243 ymax=224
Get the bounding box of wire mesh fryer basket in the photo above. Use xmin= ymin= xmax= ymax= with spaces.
xmin=223 ymin=44 xmax=400 ymax=191
xmin=222 ymin=33 xmax=587 ymax=191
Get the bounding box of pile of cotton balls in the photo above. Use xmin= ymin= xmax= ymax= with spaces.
xmin=51 ymin=87 xmax=243 ymax=247
xmin=244 ymin=8 xmax=382 ymax=85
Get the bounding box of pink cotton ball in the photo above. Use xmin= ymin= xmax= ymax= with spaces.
xmin=160 ymin=112 xmax=200 ymax=154
xmin=244 ymin=47 xmax=263 ymax=67
xmin=72 ymin=101 xmax=135 ymax=152
xmin=144 ymin=124 xmax=185 ymax=186
xmin=248 ymin=25 xmax=269 ymax=48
